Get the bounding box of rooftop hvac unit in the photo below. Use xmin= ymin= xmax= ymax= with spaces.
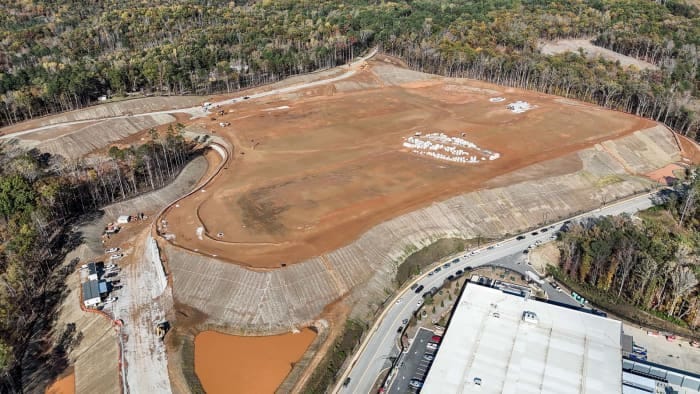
xmin=522 ymin=311 xmax=539 ymax=325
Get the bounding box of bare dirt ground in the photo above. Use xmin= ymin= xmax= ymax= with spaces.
xmin=539 ymin=39 xmax=658 ymax=70
xmin=646 ymin=163 xmax=685 ymax=185
xmin=45 ymin=371 xmax=75 ymax=394
xmin=529 ymin=242 xmax=561 ymax=275
xmin=162 ymin=56 xmax=655 ymax=269
xmin=194 ymin=329 xmax=316 ymax=394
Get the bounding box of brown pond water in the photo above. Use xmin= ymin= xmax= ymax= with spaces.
xmin=195 ymin=328 xmax=316 ymax=394
xmin=45 ymin=372 xmax=75 ymax=394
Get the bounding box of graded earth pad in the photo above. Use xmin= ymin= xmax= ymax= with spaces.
xmin=194 ymin=329 xmax=316 ymax=394
xmin=162 ymin=57 xmax=655 ymax=268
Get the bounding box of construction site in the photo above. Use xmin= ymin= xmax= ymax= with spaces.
xmin=11 ymin=52 xmax=699 ymax=394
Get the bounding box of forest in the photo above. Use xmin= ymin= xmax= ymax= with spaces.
xmin=0 ymin=127 xmax=196 ymax=392
xmin=0 ymin=0 xmax=698 ymax=137
xmin=556 ymin=171 xmax=700 ymax=330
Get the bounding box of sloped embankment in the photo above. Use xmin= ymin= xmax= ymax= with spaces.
xmin=166 ymin=125 xmax=680 ymax=333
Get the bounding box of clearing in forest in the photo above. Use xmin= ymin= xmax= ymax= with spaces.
xmin=161 ymin=55 xmax=655 ymax=269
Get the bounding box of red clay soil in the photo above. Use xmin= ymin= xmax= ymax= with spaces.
xmin=678 ymin=134 xmax=700 ymax=164
xmin=194 ymin=329 xmax=316 ymax=394
xmin=646 ymin=163 xmax=685 ymax=185
xmin=45 ymin=372 xmax=75 ymax=394
xmin=161 ymin=58 xmax=655 ymax=269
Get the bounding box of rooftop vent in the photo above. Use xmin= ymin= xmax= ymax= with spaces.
xmin=522 ymin=311 xmax=538 ymax=325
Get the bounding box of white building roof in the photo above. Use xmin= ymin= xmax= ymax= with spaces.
xmin=422 ymin=284 xmax=623 ymax=394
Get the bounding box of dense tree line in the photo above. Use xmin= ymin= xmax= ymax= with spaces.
xmin=0 ymin=0 xmax=698 ymax=137
xmin=557 ymin=171 xmax=700 ymax=329
xmin=0 ymin=127 xmax=197 ymax=392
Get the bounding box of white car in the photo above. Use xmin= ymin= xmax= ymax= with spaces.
xmin=110 ymin=253 xmax=124 ymax=260
xmin=105 ymin=263 xmax=117 ymax=269
xmin=104 ymin=297 xmax=117 ymax=304
xmin=105 ymin=247 xmax=120 ymax=254
xmin=416 ymin=300 xmax=424 ymax=308
xmin=395 ymin=298 xmax=402 ymax=305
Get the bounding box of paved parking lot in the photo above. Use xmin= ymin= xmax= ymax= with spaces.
xmin=389 ymin=328 xmax=438 ymax=393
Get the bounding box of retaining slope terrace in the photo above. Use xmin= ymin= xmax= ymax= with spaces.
xmin=166 ymin=125 xmax=680 ymax=333
xmin=80 ymin=155 xmax=208 ymax=255
xmin=28 ymin=114 xmax=176 ymax=158
xmin=5 ymin=96 xmax=204 ymax=132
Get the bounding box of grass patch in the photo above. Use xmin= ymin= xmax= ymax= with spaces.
xmin=596 ymin=174 xmax=624 ymax=187
xmin=395 ymin=238 xmax=481 ymax=286
xmin=302 ymin=319 xmax=366 ymax=393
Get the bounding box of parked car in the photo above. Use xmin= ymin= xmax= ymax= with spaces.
xmin=434 ymin=267 xmax=442 ymax=273
xmin=397 ymin=326 xmax=404 ymax=333
xmin=414 ymin=285 xmax=424 ymax=293
xmin=442 ymin=263 xmax=451 ymax=268
xmin=402 ymin=318 xmax=409 ymax=325
xmin=431 ymin=335 xmax=442 ymax=343
xmin=104 ymin=297 xmax=117 ymax=304
xmin=243 ymin=96 xmax=250 ymax=99
xmin=487 ymin=245 xmax=495 ymax=250
xmin=447 ymin=275 xmax=455 ymax=281
xmin=105 ymin=247 xmax=120 ymax=253
xmin=416 ymin=299 xmax=424 ymax=307
xmin=409 ymin=380 xmax=423 ymax=389
xmin=516 ymin=235 xmax=526 ymax=240
xmin=531 ymin=231 xmax=539 ymax=236
xmin=541 ymin=228 xmax=548 ymax=232
xmin=455 ymin=270 xmax=464 ymax=276
xmin=451 ymin=258 xmax=460 ymax=263
xmin=110 ymin=253 xmax=124 ymax=260
xmin=395 ymin=298 xmax=402 ymax=305
xmin=105 ymin=263 xmax=117 ymax=269
xmin=523 ymin=249 xmax=529 ymax=254
xmin=426 ymin=343 xmax=438 ymax=350
xmin=343 ymin=377 xmax=351 ymax=387
xmin=410 ymin=283 xmax=418 ymax=290
xmin=423 ymin=354 xmax=435 ymax=361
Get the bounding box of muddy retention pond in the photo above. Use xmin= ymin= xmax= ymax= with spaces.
xmin=194 ymin=328 xmax=316 ymax=393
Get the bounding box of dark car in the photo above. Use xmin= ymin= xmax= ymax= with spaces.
xmin=410 ymin=283 xmax=418 ymax=290
xmin=531 ymin=231 xmax=539 ymax=236
xmin=447 ymin=275 xmax=455 ymax=281
xmin=397 ymin=326 xmax=404 ymax=333
xmin=343 ymin=377 xmax=351 ymax=387
xmin=423 ymin=291 xmax=432 ymax=298
xmin=243 ymin=96 xmax=250 ymax=99
xmin=455 ymin=269 xmax=463 ymax=276
xmin=523 ymin=249 xmax=529 ymax=254
xmin=541 ymin=228 xmax=548 ymax=232
xmin=516 ymin=235 xmax=526 ymax=240
xmin=414 ymin=285 xmax=424 ymax=293
xmin=451 ymin=258 xmax=460 ymax=263
xmin=464 ymin=266 xmax=473 ymax=271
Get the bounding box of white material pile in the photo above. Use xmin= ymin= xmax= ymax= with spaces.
xmin=506 ymin=101 xmax=534 ymax=113
xmin=403 ymin=132 xmax=501 ymax=164
xmin=489 ymin=97 xmax=506 ymax=103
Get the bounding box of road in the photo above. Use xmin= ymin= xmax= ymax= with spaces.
xmin=335 ymin=191 xmax=658 ymax=394
xmin=0 ymin=47 xmax=377 ymax=140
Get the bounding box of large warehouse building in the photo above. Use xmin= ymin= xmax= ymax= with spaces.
xmin=422 ymin=284 xmax=623 ymax=394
